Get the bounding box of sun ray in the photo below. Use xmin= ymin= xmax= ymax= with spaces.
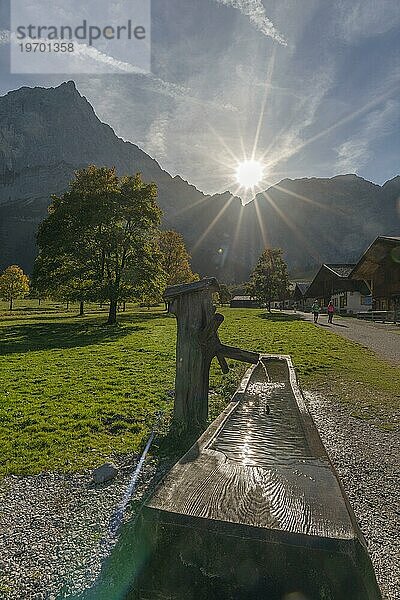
xmin=260 ymin=178 xmax=347 ymax=216
xmin=191 ymin=194 xmax=236 ymax=253
xmin=289 ymin=82 xmax=400 ymax=157
xmin=169 ymin=195 xmax=210 ymax=218
xmin=262 ymin=81 xmax=400 ymax=171
xmin=261 ymin=191 xmax=322 ymax=263
xmin=239 ymin=134 xmax=248 ymax=163
xmin=208 ymin=156 xmax=244 ymax=172
xmin=253 ymin=198 xmax=269 ymax=248
xmin=171 ymin=177 xmax=242 ymax=218
xmin=259 ymin=99 xmax=310 ymax=164
xmin=207 ymin=123 xmax=240 ymax=163
xmin=232 ymin=204 xmax=245 ymax=251
xmin=252 ymin=47 xmax=276 ymax=161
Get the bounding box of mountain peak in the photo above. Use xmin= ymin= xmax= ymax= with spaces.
xmin=59 ymin=80 xmax=77 ymax=90
xmin=2 ymin=80 xmax=80 ymax=101
xmin=383 ymin=175 xmax=400 ymax=188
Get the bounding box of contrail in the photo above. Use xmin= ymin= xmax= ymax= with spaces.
xmin=214 ymin=0 xmax=287 ymax=46
xmin=72 ymin=42 xmax=147 ymax=73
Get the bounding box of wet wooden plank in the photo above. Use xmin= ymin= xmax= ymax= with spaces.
xmin=148 ymin=356 xmax=353 ymax=539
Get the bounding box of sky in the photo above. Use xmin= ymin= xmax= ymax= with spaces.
xmin=1 ymin=0 xmax=399 ymax=199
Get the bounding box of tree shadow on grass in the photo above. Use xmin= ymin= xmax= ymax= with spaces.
xmin=119 ymin=311 xmax=170 ymax=324
xmin=258 ymin=312 xmax=303 ymax=322
xmin=1 ymin=308 xmax=169 ymax=322
xmin=0 ymin=320 xmax=142 ymax=355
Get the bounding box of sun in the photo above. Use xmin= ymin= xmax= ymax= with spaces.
xmin=235 ymin=160 xmax=265 ymax=189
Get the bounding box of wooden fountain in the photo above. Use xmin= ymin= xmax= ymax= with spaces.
xmin=121 ymin=279 xmax=382 ymax=599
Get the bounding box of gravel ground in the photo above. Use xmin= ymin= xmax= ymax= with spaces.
xmin=0 ymin=396 xmax=398 ymax=599
xmin=306 ymin=390 xmax=400 ymax=600
xmin=296 ymin=311 xmax=400 ymax=365
xmin=0 ymin=455 xmax=160 ymax=600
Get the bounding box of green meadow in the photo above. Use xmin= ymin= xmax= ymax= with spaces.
xmin=1 ymin=301 xmax=399 ymax=476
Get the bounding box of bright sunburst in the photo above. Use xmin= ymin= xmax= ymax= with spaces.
xmin=235 ymin=160 xmax=265 ymax=189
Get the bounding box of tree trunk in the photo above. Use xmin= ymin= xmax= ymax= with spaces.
xmin=66 ymin=301 xmax=69 ymax=310
xmin=38 ymin=298 xmax=41 ymax=306
xmin=9 ymin=297 xmax=13 ymax=311
xmin=79 ymin=301 xmax=84 ymax=316
xmin=171 ymin=291 xmax=216 ymax=429
xmin=108 ymin=299 xmax=118 ymax=325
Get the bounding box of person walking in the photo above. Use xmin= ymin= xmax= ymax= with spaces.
xmin=327 ymin=300 xmax=335 ymax=324
xmin=311 ymin=300 xmax=320 ymax=323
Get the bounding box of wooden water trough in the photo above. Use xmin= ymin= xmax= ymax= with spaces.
xmin=126 ymin=280 xmax=381 ymax=599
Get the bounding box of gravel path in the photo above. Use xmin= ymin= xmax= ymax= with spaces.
xmin=306 ymin=391 xmax=400 ymax=600
xmin=296 ymin=311 xmax=400 ymax=364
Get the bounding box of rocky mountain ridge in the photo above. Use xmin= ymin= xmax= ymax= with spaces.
xmin=0 ymin=82 xmax=399 ymax=281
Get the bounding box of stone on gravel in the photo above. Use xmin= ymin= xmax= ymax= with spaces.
xmin=92 ymin=463 xmax=118 ymax=484
xmin=0 ymin=455 xmax=159 ymax=600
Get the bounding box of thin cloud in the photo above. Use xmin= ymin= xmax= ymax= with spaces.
xmin=262 ymin=70 xmax=334 ymax=172
xmin=336 ymin=0 xmax=400 ymax=43
xmin=214 ymin=0 xmax=287 ymax=45
xmin=236 ymin=63 xmax=304 ymax=99
xmin=146 ymin=113 xmax=169 ymax=159
xmin=1 ymin=27 xmax=237 ymax=112
xmin=143 ymin=74 xmax=238 ymax=112
xmin=336 ymin=99 xmax=399 ymax=172
xmin=72 ymin=44 xmax=147 ymax=73
xmin=0 ymin=29 xmax=145 ymax=73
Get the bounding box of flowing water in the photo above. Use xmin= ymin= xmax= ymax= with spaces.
xmin=210 ymin=359 xmax=315 ymax=467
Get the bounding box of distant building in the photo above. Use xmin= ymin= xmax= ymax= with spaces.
xmin=349 ymin=236 xmax=400 ymax=312
xmin=230 ymin=296 xmax=261 ymax=308
xmin=283 ymin=282 xmax=296 ymax=309
xmin=306 ymin=264 xmax=370 ymax=314
xmin=292 ymin=282 xmax=312 ymax=311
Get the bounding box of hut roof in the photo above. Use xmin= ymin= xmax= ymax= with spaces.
xmin=350 ymin=236 xmax=400 ymax=279
xmin=306 ymin=264 xmax=369 ymax=298
xmin=324 ymin=264 xmax=356 ymax=278
xmin=295 ymin=282 xmax=310 ymax=295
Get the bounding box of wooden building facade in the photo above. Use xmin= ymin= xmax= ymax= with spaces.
xmin=350 ymin=236 xmax=400 ymax=312
xmin=306 ymin=264 xmax=370 ymax=314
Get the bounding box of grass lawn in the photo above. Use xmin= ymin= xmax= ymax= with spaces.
xmin=1 ymin=302 xmax=399 ymax=476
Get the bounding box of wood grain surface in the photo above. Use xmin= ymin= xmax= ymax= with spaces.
xmin=148 ymin=356 xmax=355 ymax=540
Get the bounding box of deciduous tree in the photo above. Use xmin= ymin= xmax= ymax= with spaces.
xmin=0 ymin=265 xmax=30 ymax=310
xmin=35 ymin=166 xmax=164 ymax=324
xmin=247 ymin=248 xmax=290 ymax=311
xmin=158 ymin=230 xmax=199 ymax=285
xmin=218 ymin=283 xmax=232 ymax=305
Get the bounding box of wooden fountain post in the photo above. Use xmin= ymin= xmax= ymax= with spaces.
xmin=164 ymin=278 xmax=259 ymax=430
